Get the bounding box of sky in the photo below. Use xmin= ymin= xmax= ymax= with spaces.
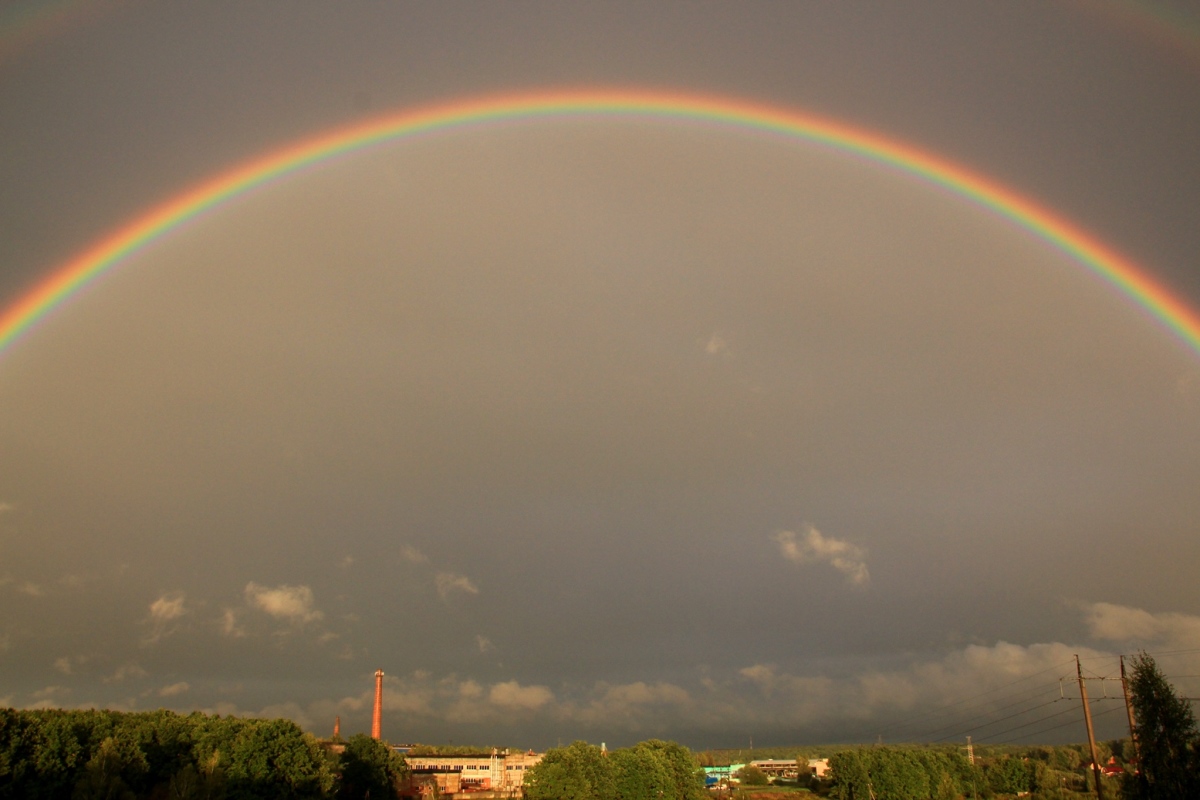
xmin=1 ymin=1 xmax=1200 ymax=751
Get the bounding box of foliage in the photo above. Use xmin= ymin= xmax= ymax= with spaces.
xmin=0 ymin=707 xmax=362 ymax=799
xmin=1121 ymin=652 xmax=1200 ymax=800
xmin=828 ymin=747 xmax=977 ymax=800
xmin=611 ymin=747 xmax=673 ymax=800
xmin=405 ymin=743 xmax=511 ymax=756
xmin=983 ymin=754 xmax=1034 ymax=796
xmin=524 ymin=739 xmax=705 ymax=800
xmin=634 ymin=740 xmax=706 ymax=800
xmin=337 ymin=734 xmax=408 ymax=800
xmin=737 ymin=765 xmax=770 ymax=786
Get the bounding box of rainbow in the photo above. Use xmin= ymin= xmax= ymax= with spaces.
xmin=3 ymin=88 xmax=1199 ymax=360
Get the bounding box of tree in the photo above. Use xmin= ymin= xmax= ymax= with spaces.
xmin=737 ymin=765 xmax=769 ymax=786
xmin=828 ymin=750 xmax=872 ymax=800
xmin=0 ymin=707 xmax=42 ymax=796
xmin=984 ymin=755 xmax=1032 ymax=796
xmin=1123 ymin=652 xmax=1200 ymax=800
xmin=71 ymin=737 xmax=137 ymax=800
xmin=524 ymin=741 xmax=614 ymax=800
xmin=224 ymin=719 xmax=333 ymax=799
xmin=525 ymin=760 xmax=594 ymax=800
xmin=609 ymin=747 xmax=672 ymax=800
xmin=337 ymin=734 xmax=407 ymax=800
xmin=631 ymin=741 xmax=705 ymax=800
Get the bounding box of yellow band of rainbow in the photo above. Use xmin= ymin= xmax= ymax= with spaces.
xmin=2 ymin=89 xmax=1198 ymax=359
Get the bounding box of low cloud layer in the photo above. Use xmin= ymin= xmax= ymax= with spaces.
xmin=1083 ymin=602 xmax=1200 ymax=650
xmin=8 ymin=600 xmax=1198 ymax=746
xmin=773 ymin=527 xmax=870 ymax=586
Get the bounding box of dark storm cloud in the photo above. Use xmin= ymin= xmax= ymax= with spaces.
xmin=1 ymin=2 xmax=1199 ymax=747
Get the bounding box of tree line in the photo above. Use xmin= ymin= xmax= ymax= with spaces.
xmin=826 ymin=653 xmax=1199 ymax=799
xmin=522 ymin=740 xmax=707 ymax=800
xmin=0 ymin=707 xmax=407 ymax=799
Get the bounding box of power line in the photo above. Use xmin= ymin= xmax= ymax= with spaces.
xmin=932 ymin=697 xmax=1063 ymax=743
xmin=988 ymin=703 xmax=1126 ymax=745
xmin=917 ymin=685 xmax=1062 ymax=742
xmin=972 ymin=702 xmax=1079 ymax=743
xmin=1139 ymin=648 xmax=1200 ymax=658
xmin=869 ymin=659 xmax=1076 ymax=742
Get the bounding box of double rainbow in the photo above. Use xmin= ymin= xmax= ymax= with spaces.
xmin=2 ymin=89 xmax=1198 ymax=359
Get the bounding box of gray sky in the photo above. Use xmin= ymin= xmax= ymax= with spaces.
xmin=1 ymin=1 xmax=1200 ymax=749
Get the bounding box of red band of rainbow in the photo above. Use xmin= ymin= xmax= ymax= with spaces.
xmin=2 ymin=89 xmax=1198 ymax=359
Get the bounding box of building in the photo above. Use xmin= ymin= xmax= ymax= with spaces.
xmin=749 ymin=759 xmax=800 ymax=780
xmin=404 ymin=750 xmax=544 ymax=797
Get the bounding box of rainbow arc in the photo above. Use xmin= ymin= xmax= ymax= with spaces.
xmin=2 ymin=89 xmax=1198 ymax=359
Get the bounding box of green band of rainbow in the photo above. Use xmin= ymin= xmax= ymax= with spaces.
xmin=3 ymin=89 xmax=1199 ymax=359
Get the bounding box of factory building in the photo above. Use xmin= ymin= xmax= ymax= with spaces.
xmin=404 ymin=750 xmax=544 ymax=797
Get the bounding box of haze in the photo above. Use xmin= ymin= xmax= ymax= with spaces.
xmin=1 ymin=2 xmax=1199 ymax=749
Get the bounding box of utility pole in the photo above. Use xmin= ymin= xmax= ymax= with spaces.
xmin=966 ymin=735 xmax=974 ymax=766
xmin=1077 ymin=655 xmax=1105 ymax=800
xmin=1120 ymin=655 xmax=1140 ymax=766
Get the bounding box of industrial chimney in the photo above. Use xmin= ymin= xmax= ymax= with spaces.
xmin=372 ymin=669 xmax=384 ymax=740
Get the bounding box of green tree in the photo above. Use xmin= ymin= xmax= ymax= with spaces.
xmin=71 ymin=737 xmax=137 ymax=800
xmin=632 ymin=741 xmax=705 ymax=800
xmin=337 ymin=734 xmax=407 ymax=799
xmin=610 ymin=747 xmax=672 ymax=800
xmin=224 ymin=719 xmax=333 ymax=799
xmin=0 ymin=707 xmax=42 ymax=796
xmin=984 ymin=755 xmax=1032 ymax=796
xmin=737 ymin=765 xmax=769 ymax=786
xmin=525 ymin=748 xmax=604 ymax=800
xmin=1123 ymin=652 xmax=1200 ymax=800
xmin=867 ymin=750 xmax=929 ymax=800
xmin=829 ymin=750 xmax=872 ymax=800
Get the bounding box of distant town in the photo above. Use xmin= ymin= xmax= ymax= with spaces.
xmin=1 ymin=653 xmax=1194 ymax=798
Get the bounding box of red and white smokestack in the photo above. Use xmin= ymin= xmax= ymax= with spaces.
xmin=371 ymin=669 xmax=384 ymax=740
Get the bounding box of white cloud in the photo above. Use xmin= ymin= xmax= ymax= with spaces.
xmin=0 ymin=502 xmax=12 ymax=514
xmin=149 ymin=593 xmax=186 ymax=622
xmin=26 ymin=685 xmax=71 ymax=708
xmin=488 ymin=680 xmax=554 ymax=711
xmin=245 ymin=582 xmax=323 ymax=624
xmin=400 ymin=545 xmax=428 ymax=564
xmin=1082 ymin=601 xmax=1200 ymax=649
xmin=16 ymin=581 xmax=44 ymax=597
xmin=340 ymin=556 xmax=355 ymax=569
xmin=773 ymin=526 xmax=869 ymax=586
xmin=435 ymin=572 xmax=479 ymax=600
xmin=155 ymin=601 xmax=1193 ymax=740
xmin=158 ymin=682 xmax=190 ymax=697
xmin=705 ymin=333 xmax=729 ymax=356
xmin=574 ymin=681 xmax=693 ymax=727
xmin=54 ymin=657 xmax=72 ymax=675
xmin=475 ymin=635 xmax=495 ymax=654
xmin=104 ymin=663 xmax=148 ymax=684
xmin=219 ymin=608 xmax=246 ymax=638
xmin=144 ymin=592 xmax=187 ymax=644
